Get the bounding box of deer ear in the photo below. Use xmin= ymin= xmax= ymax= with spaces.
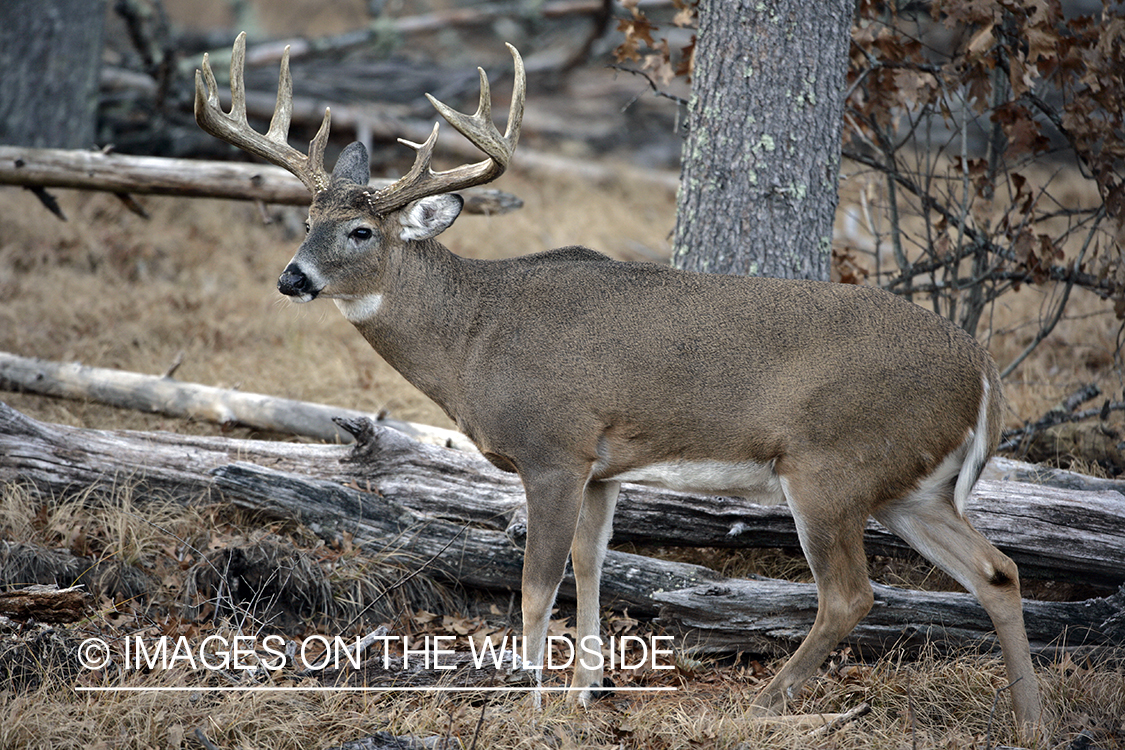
xmin=399 ymin=194 xmax=464 ymax=241
xmin=332 ymin=142 xmax=371 ymax=186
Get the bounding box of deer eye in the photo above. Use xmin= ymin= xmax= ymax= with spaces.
xmin=350 ymin=227 xmax=373 ymax=241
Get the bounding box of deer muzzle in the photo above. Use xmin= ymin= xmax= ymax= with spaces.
xmin=277 ymin=263 xmax=317 ymax=300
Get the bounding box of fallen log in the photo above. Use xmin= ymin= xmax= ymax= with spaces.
xmin=0 ymin=584 xmax=92 ymax=624
xmin=0 ymin=351 xmax=472 ymax=449
xmin=655 ymin=578 xmax=1125 ymax=658
xmin=1 ymin=403 xmax=1123 ymax=659
xmin=1 ymin=400 xmax=1122 ymax=591
xmin=233 ymin=0 xmax=675 ymax=67
xmin=0 ymin=146 xmax=521 ymax=215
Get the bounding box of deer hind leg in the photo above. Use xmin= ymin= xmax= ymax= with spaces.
xmin=569 ymin=479 xmax=620 ymax=705
xmin=750 ymin=474 xmax=875 ymax=716
xmin=518 ymin=468 xmax=587 ymax=703
xmin=874 ymin=489 xmax=1043 ymax=738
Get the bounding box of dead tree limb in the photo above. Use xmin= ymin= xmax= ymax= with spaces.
xmin=0 ymin=146 xmax=522 ymax=214
xmin=234 ymin=1 xmax=677 ymax=67
xmin=654 ymin=578 xmax=1125 ymax=658
xmin=0 ymin=402 xmax=1120 ymax=657
xmin=1 ymin=389 xmax=1122 ymax=589
xmin=0 ymin=584 xmax=92 ymax=623
xmin=0 ymin=352 xmax=472 ymax=449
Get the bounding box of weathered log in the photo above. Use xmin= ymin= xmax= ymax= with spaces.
xmin=0 ymin=352 xmax=473 ymax=449
xmin=0 ymin=584 xmax=92 ymax=623
xmin=655 ymin=578 xmax=1125 ymax=658
xmin=234 ymin=0 xmax=674 ymax=67
xmin=0 ymin=146 xmax=521 ymax=215
xmin=1 ymin=400 xmax=1122 ymax=590
xmin=209 ymin=461 xmax=725 ymax=615
xmin=324 ymin=730 xmax=455 ymax=750
xmin=318 ymin=640 xmax=534 ymax=689
xmin=0 ymin=402 xmax=1121 ymax=656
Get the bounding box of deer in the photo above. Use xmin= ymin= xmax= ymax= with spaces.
xmin=196 ymin=34 xmax=1042 ymax=738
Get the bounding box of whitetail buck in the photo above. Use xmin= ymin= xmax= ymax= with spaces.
xmin=197 ymin=34 xmax=1042 ymax=737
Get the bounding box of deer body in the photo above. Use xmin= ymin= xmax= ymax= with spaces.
xmin=196 ymin=36 xmax=1042 ymax=737
xmin=345 ymin=243 xmax=993 ymax=493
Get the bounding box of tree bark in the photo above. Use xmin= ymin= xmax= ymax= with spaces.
xmin=0 ymin=403 xmax=1121 ymax=656
xmin=671 ymin=0 xmax=853 ymax=279
xmin=0 ymin=0 xmax=106 ymax=148
xmin=0 ymin=584 xmax=91 ymax=623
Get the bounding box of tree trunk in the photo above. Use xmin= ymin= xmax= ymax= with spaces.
xmin=671 ymin=0 xmax=853 ymax=280
xmin=0 ymin=0 xmax=107 ymax=148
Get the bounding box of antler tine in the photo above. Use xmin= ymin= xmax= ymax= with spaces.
xmin=263 ymin=43 xmax=293 ymax=143
xmin=367 ymin=44 xmax=525 ymax=214
xmin=396 ymin=123 xmax=441 ymax=183
xmin=195 ymin=32 xmax=331 ymax=194
xmin=427 ymin=42 xmax=525 ymax=168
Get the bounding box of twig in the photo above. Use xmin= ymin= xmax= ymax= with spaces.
xmin=162 ymin=350 xmax=185 ymax=379
xmin=192 ymin=727 xmax=222 ymax=750
xmin=984 ymin=677 xmax=1021 ymax=750
xmin=806 ymin=702 xmax=872 ymax=738
xmin=841 ymin=146 xmax=1117 ymax=300
xmin=608 ymin=64 xmax=690 ymax=107
xmin=468 ymin=694 xmax=491 ymax=750
xmin=1000 ymin=206 xmax=1105 ymax=379
xmin=113 ymin=192 xmax=150 ymax=219
xmin=25 ymin=185 xmax=66 ymax=221
xmin=908 ymin=667 xmax=917 ymax=750
xmin=999 ymin=395 xmax=1125 ymax=452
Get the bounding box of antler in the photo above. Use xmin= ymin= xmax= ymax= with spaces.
xmin=196 ymin=35 xmax=524 ymax=210
xmin=195 ymin=32 xmax=332 ymax=194
xmin=367 ymin=43 xmax=525 ymax=214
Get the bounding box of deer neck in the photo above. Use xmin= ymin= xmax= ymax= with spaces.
xmin=339 ymin=239 xmax=476 ymax=419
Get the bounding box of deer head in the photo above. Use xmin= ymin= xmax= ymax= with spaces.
xmin=195 ymin=33 xmax=525 ymax=308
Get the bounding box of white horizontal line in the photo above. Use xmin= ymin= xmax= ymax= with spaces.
xmin=75 ymin=686 xmax=677 ymax=693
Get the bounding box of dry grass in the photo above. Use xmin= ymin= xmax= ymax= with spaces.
xmin=1 ymin=468 xmax=1122 ymax=748
xmin=2 ymin=153 xmax=1123 ymax=750
xmin=2 ymin=624 xmax=1122 ymax=749
xmin=3 ymin=6 xmax=1124 ymax=742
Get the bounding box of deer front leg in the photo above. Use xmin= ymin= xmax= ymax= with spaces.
xmin=570 ymin=479 xmax=620 ymax=705
xmin=519 ymin=468 xmax=586 ymax=705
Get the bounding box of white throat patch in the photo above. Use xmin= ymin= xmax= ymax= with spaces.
xmin=334 ymin=293 xmax=383 ymax=323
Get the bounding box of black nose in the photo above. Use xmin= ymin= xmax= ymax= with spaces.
xmin=278 ymin=263 xmax=311 ymax=297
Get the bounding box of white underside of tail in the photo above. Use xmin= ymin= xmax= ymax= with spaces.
xmin=953 ymin=375 xmax=993 ymax=517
